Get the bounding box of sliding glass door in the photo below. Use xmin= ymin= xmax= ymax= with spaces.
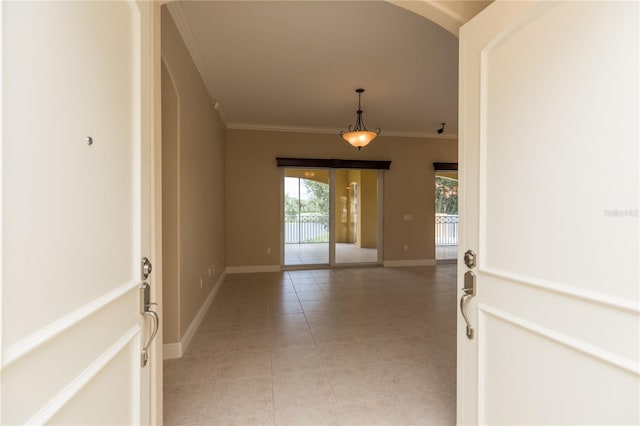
xmin=283 ymin=169 xmax=330 ymax=266
xmin=282 ymin=168 xmax=382 ymax=268
xmin=334 ymin=169 xmax=380 ymax=264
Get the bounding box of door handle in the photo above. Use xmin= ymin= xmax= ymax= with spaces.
xmin=140 ymin=281 xmax=159 ymax=367
xmin=141 ymin=309 xmax=159 ymax=367
xmin=460 ymin=270 xmax=476 ymax=339
xmin=460 ymin=292 xmax=474 ymax=339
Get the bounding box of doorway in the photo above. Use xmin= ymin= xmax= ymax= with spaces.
xmin=282 ymin=167 xmax=383 ymax=267
xmin=334 ymin=169 xmax=380 ymax=264
xmin=283 ymin=169 xmax=330 ymax=266
xmin=435 ymin=170 xmax=458 ymax=264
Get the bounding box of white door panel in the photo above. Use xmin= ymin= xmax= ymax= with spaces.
xmin=3 ymin=0 xmax=137 ymax=345
xmin=480 ymin=1 xmax=638 ymax=301
xmin=459 ymin=1 xmax=639 ymax=424
xmin=47 ymin=339 xmax=140 ymax=426
xmin=1 ymin=1 xmax=159 ymax=424
xmin=480 ymin=307 xmax=638 ymax=425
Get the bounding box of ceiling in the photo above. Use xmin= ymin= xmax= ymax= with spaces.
xmin=167 ymin=1 xmax=491 ymax=138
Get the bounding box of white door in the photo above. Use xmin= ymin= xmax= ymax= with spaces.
xmin=1 ymin=1 xmax=161 ymax=424
xmin=458 ymin=1 xmax=639 ymax=424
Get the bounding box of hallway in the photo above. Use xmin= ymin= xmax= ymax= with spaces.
xmin=163 ymin=265 xmax=457 ymax=425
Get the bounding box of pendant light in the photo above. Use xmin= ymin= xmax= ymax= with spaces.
xmin=340 ymin=88 xmax=380 ymax=150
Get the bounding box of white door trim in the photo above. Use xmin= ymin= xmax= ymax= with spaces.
xmin=144 ymin=1 xmax=164 ymax=423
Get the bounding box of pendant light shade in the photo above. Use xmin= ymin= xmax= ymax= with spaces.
xmin=340 ymin=88 xmax=380 ymax=150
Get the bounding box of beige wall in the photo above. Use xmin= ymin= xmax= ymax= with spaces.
xmin=162 ymin=8 xmax=226 ymax=345
xmin=161 ymin=61 xmax=180 ymax=344
xmin=226 ymin=129 xmax=457 ymax=266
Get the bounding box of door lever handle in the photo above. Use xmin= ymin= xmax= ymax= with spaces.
xmin=460 ymin=271 xmax=476 ymax=339
xmin=141 ymin=309 xmax=159 ymax=367
xmin=460 ymin=292 xmax=474 ymax=339
xmin=140 ymin=281 xmax=159 ymax=367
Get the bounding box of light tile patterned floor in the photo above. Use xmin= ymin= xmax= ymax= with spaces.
xmin=164 ymin=265 xmax=457 ymax=426
xmin=435 ymin=245 xmax=457 ymax=261
xmin=284 ymin=243 xmax=378 ymax=265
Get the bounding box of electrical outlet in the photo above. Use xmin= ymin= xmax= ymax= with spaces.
xmin=266 ymin=247 xmax=271 ymax=254
xmin=200 ymin=278 xmax=203 ymax=288
xmin=404 ymin=244 xmax=409 ymax=252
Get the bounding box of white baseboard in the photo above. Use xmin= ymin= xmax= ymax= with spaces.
xmin=163 ymin=272 xmax=226 ymax=360
xmin=226 ymin=265 xmax=281 ymax=274
xmin=163 ymin=342 xmax=182 ymax=360
xmin=383 ymin=259 xmax=436 ymax=267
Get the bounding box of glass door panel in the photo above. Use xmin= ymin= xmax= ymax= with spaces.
xmin=283 ymin=169 xmax=330 ymax=266
xmin=435 ymin=171 xmax=458 ymax=262
xmin=334 ymin=169 xmax=379 ymax=264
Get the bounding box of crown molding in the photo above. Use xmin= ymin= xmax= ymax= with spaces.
xmin=164 ymin=1 xmax=457 ymax=140
xmin=166 ymin=1 xmax=229 ymax=126
xmin=226 ymin=123 xmax=458 ymax=140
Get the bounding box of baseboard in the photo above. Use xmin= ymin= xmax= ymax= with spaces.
xmin=226 ymin=265 xmax=281 ymax=274
xmin=162 ymin=272 xmax=226 ymax=360
xmin=163 ymin=342 xmax=182 ymax=360
xmin=180 ymin=272 xmax=226 ymax=354
xmin=437 ymin=259 xmax=457 ymax=265
xmin=383 ymin=259 xmax=436 ymax=267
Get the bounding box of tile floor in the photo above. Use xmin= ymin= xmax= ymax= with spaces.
xmin=284 ymin=243 xmax=378 ymax=265
xmin=164 ymin=265 xmax=457 ymax=426
xmin=435 ymin=245 xmax=457 ymax=261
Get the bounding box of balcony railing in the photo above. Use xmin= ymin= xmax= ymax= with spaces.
xmin=285 ymin=213 xmax=329 ymax=243
xmin=436 ymin=213 xmax=458 ymax=245
xmin=286 ymin=213 xmax=456 ymax=245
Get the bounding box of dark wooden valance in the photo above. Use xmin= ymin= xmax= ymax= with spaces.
xmin=433 ymin=162 xmax=458 ymax=171
xmin=276 ymin=158 xmax=391 ymax=170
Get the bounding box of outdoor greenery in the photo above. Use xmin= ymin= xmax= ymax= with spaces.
xmin=285 ymin=179 xmax=330 ymax=222
xmin=285 ymin=178 xmax=330 ymax=243
xmin=284 ymin=194 xmax=301 ymax=221
xmin=287 ymin=176 xmax=456 ymax=217
xmin=302 ymin=179 xmax=330 ymax=213
xmin=435 ymin=176 xmax=458 ymax=214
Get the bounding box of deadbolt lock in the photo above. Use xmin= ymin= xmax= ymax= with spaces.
xmin=464 ymin=250 xmax=477 ymax=269
xmin=141 ymin=257 xmax=152 ymax=280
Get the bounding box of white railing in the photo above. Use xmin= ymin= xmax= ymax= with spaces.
xmin=285 ymin=214 xmax=329 ymax=243
xmin=436 ymin=213 xmax=458 ymax=245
